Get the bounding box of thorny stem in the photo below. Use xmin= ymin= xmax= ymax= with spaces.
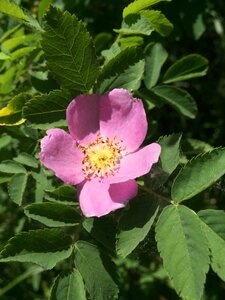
xmin=139 ymin=185 xmax=172 ymax=204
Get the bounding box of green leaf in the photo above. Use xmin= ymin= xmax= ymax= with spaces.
xmin=0 ymin=0 xmax=27 ymax=21
xmin=24 ymin=202 xmax=81 ymax=227
xmin=32 ymin=168 xmax=52 ymax=203
xmin=181 ymin=138 xmax=214 ymax=156
xmin=119 ymin=36 xmax=144 ymax=50
xmin=152 ymin=85 xmax=197 ymax=118
xmin=10 ymin=46 xmax=36 ymax=61
xmin=101 ymin=42 xmax=121 ymax=62
xmin=116 ymin=196 xmax=159 ymax=258
xmin=95 ymin=47 xmax=144 ymax=93
xmin=115 ymin=13 xmax=154 ymax=36
xmin=144 ymin=43 xmax=168 ymax=89
xmin=0 ymin=160 xmax=26 ymax=174
xmin=0 ymin=52 xmax=10 ymax=60
xmin=136 ymin=88 xmax=164 ymax=110
xmin=0 ymin=0 xmax=42 ymax=31
xmin=156 ymin=205 xmax=209 ymax=300
xmin=116 ymin=10 xmax=172 ymax=37
xmin=158 ymin=133 xmax=182 ymax=174
xmin=141 ymin=10 xmax=173 ymax=36
xmin=0 ymin=173 xmax=12 ymax=184
xmin=0 ymin=93 xmax=31 ymax=125
xmin=50 ymin=269 xmax=86 ymax=300
xmin=198 ymin=209 xmax=225 ymax=281
xmin=94 ymin=32 xmax=112 ymax=53
xmin=83 ymin=217 xmax=116 ymax=252
xmin=41 ymin=7 xmax=99 ymax=92
xmin=14 ymin=153 xmax=38 ymax=168
xmin=0 ymin=134 xmax=12 ymax=149
xmin=2 ymin=34 xmax=35 ymax=52
xmin=38 ymin=0 xmax=53 ymax=21
xmin=45 ymin=185 xmax=76 ymax=205
xmin=171 ymin=148 xmax=225 ymax=202
xmin=75 ymin=241 xmax=119 ymax=300
xmin=8 ymin=173 xmax=28 ymax=205
xmin=123 ymin=0 xmax=172 ymax=18
xmin=23 ymin=90 xmax=71 ymax=129
xmin=163 ymin=54 xmax=208 ymax=83
xmin=0 ymin=229 xmax=73 ymax=270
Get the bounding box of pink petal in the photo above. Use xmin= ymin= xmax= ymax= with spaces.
xmin=77 ymin=179 xmax=137 ymax=217
xmin=40 ymin=129 xmax=84 ymax=185
xmin=107 ymin=143 xmax=161 ymax=184
xmin=109 ymin=179 xmax=138 ymax=204
xmin=66 ymin=94 xmax=100 ymax=144
xmin=100 ymin=89 xmax=147 ymax=152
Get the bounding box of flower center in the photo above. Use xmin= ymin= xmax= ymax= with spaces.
xmin=79 ymin=134 xmax=125 ymax=179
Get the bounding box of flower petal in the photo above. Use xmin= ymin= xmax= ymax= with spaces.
xmin=107 ymin=143 xmax=161 ymax=183
xmin=100 ymin=89 xmax=147 ymax=152
xmin=66 ymin=94 xmax=100 ymax=144
xmin=77 ymin=179 xmax=136 ymax=217
xmin=109 ymin=179 xmax=138 ymax=204
xmin=40 ymin=129 xmax=84 ymax=185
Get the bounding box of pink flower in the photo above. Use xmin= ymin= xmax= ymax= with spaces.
xmin=40 ymin=89 xmax=161 ymax=217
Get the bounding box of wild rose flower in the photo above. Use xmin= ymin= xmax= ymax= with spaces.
xmin=40 ymin=89 xmax=161 ymax=217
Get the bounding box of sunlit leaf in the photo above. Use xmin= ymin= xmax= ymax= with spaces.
xmin=156 ymin=205 xmax=209 ymax=300
xmin=172 ymin=148 xmax=225 ymax=202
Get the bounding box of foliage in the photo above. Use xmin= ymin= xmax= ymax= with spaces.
xmin=0 ymin=0 xmax=225 ymax=299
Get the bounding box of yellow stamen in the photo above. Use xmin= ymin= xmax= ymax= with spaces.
xmin=79 ymin=134 xmax=126 ymax=179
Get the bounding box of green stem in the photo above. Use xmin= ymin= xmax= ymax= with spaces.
xmin=0 ymin=266 xmax=43 ymax=297
xmin=139 ymin=185 xmax=172 ymax=204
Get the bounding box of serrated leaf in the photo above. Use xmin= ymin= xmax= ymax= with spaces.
xmin=38 ymin=0 xmax=53 ymax=21
xmin=0 ymin=93 xmax=31 ymax=125
xmin=23 ymin=90 xmax=71 ymax=129
xmin=158 ymin=133 xmax=182 ymax=174
xmin=45 ymin=185 xmax=76 ymax=205
xmin=116 ymin=10 xmax=172 ymax=37
xmin=198 ymin=209 xmax=225 ymax=281
xmin=152 ymin=85 xmax=197 ymax=118
xmin=0 ymin=160 xmax=26 ymax=174
xmin=24 ymin=202 xmax=81 ymax=227
xmin=181 ymin=138 xmax=214 ymax=156
xmin=115 ymin=12 xmax=154 ymax=36
xmin=8 ymin=173 xmax=28 ymax=205
xmin=75 ymin=241 xmax=119 ymax=300
xmin=163 ymin=54 xmax=208 ymax=83
xmin=50 ymin=269 xmax=86 ymax=300
xmin=101 ymin=42 xmax=121 ymax=62
xmin=116 ymin=196 xmax=159 ymax=258
xmin=171 ymin=148 xmax=225 ymax=202
xmin=0 ymin=0 xmax=27 ymax=21
xmin=14 ymin=153 xmax=39 ymax=168
xmin=0 ymin=0 xmax=42 ymax=31
xmin=156 ymin=205 xmax=209 ymax=300
xmin=144 ymin=43 xmax=168 ymax=89
xmin=83 ymin=217 xmax=116 ymax=252
xmin=140 ymin=10 xmax=173 ymax=36
xmin=123 ymin=0 xmax=172 ymax=18
xmin=119 ymin=36 xmax=144 ymax=50
xmin=95 ymin=47 xmax=144 ymax=93
xmin=0 ymin=229 xmax=73 ymax=270
xmin=32 ymin=168 xmax=52 ymax=203
xmin=41 ymin=7 xmax=99 ymax=92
